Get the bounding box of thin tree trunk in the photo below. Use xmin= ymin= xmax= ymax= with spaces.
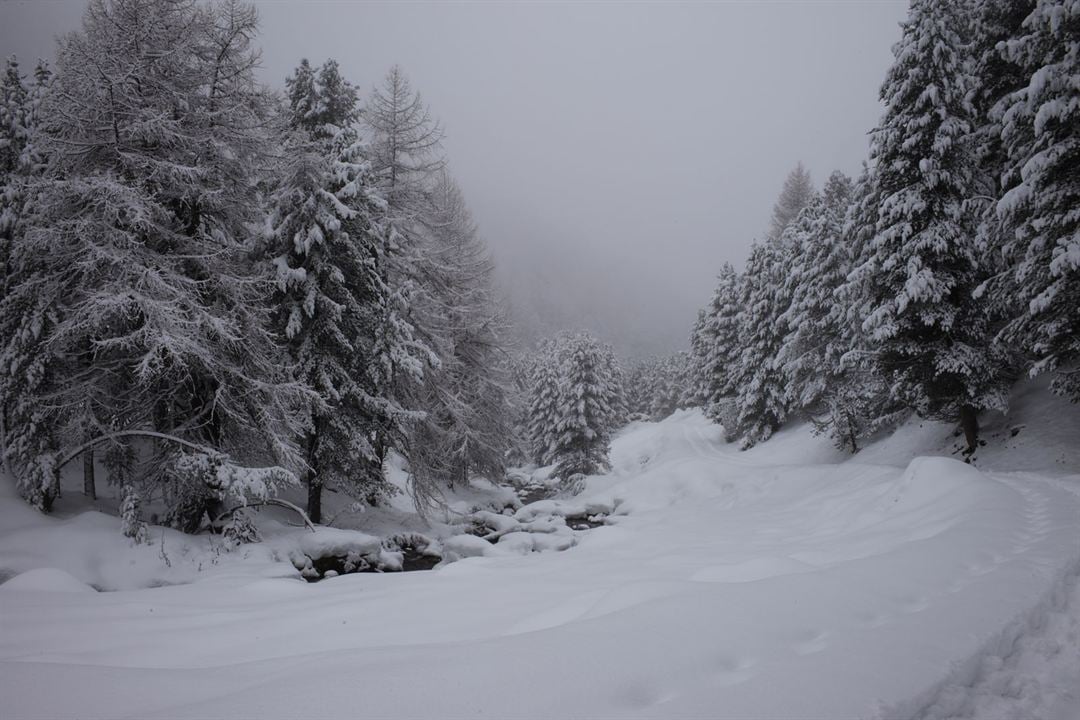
xmin=305 ymin=429 xmax=321 ymax=524
xmin=83 ymin=447 xmax=96 ymax=500
xmin=307 ymin=472 xmax=322 ymax=525
xmin=0 ymin=404 xmax=14 ymax=480
xmin=959 ymin=404 xmax=979 ymax=456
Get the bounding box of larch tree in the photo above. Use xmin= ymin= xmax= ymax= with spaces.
xmin=3 ymin=0 xmax=309 ymax=519
xmin=768 ymin=162 xmax=816 ymax=242
xmin=360 ymin=65 xmax=445 ymax=463
xmin=406 ymin=172 xmax=513 ymax=498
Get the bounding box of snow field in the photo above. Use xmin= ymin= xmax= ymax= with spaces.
xmin=1 ymin=403 xmax=1079 ymax=718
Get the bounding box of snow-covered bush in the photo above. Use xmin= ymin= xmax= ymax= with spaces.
xmin=119 ymin=484 xmax=148 ymax=545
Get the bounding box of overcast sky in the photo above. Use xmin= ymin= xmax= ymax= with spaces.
xmin=0 ymin=0 xmax=909 ymax=357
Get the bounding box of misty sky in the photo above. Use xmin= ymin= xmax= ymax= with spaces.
xmin=0 ymin=0 xmax=909 ymax=357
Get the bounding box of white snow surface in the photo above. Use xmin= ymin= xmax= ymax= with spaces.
xmin=2 ymin=380 xmax=1079 ymax=719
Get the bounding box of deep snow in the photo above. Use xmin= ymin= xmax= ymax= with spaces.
xmin=1 ymin=380 xmax=1079 ymax=719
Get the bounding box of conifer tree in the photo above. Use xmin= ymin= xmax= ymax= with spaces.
xmin=406 ymin=172 xmax=513 ymax=493
xmin=780 ymin=171 xmax=853 ymax=417
xmin=525 ymin=340 xmax=562 ymax=465
xmin=552 ymin=333 xmax=616 ymax=477
xmin=768 ymin=162 xmax=816 ymax=242
xmin=268 ymin=58 xmax=408 ymax=521
xmin=993 ymin=0 xmax=1080 ymax=399
xmin=2 ymin=0 xmax=309 ymax=515
xmin=828 ymin=167 xmax=910 ymax=452
xmin=730 ymin=242 xmax=791 ymax=448
xmin=700 ymin=263 xmax=743 ymax=422
xmin=861 ymin=0 xmax=1010 ymax=453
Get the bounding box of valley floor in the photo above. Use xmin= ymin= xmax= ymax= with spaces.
xmin=1 ymin=381 xmax=1079 ymax=719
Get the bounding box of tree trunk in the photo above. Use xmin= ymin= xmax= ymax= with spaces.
xmin=306 ymin=472 xmax=322 ymax=525
xmin=83 ymin=447 xmax=96 ymax=500
xmin=959 ymin=404 xmax=979 ymax=456
xmin=304 ymin=428 xmax=321 ymax=524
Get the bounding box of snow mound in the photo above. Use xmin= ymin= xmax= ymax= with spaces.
xmin=0 ymin=568 xmax=96 ymax=594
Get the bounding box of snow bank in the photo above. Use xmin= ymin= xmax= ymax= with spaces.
xmin=0 ymin=568 xmax=96 ymax=594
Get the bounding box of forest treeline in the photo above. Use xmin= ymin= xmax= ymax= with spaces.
xmin=0 ymin=0 xmax=516 ymax=535
xmin=688 ymin=0 xmax=1077 ymax=454
xmin=1 ymin=0 xmax=1076 ymax=540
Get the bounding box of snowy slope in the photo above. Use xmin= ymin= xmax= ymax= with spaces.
xmin=1 ymin=384 xmax=1079 ymax=719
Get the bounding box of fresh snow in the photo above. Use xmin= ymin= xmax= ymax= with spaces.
xmin=2 ymin=382 xmax=1079 ymax=719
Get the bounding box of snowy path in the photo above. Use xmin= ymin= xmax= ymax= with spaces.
xmin=2 ymin=411 xmax=1079 ymax=719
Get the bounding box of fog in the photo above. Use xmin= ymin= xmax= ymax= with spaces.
xmin=0 ymin=0 xmax=908 ymax=357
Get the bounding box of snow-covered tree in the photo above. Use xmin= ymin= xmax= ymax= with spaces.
xmin=0 ymin=56 xmax=52 ymax=494
xmin=730 ymin=242 xmax=791 ymax=448
xmin=3 ymin=0 xmax=309 ymax=518
xmin=359 ymin=66 xmax=449 ymax=462
xmin=633 ymin=352 xmax=694 ymax=421
xmin=779 ymin=171 xmax=853 ymax=417
xmin=824 ymin=167 xmax=911 ymax=452
xmin=991 ymin=0 xmax=1080 ymax=400
xmin=699 ymin=263 xmax=743 ymax=423
xmin=551 ymin=333 xmax=618 ymax=478
xmin=525 ymin=340 xmax=563 ymax=466
xmin=267 ymin=58 xmax=412 ymax=522
xmin=860 ymin=0 xmax=1010 ymax=453
xmin=405 ymin=172 xmax=513 ymax=495
xmin=523 ymin=332 xmax=624 ymax=474
xmin=768 ymin=162 xmax=816 ymax=242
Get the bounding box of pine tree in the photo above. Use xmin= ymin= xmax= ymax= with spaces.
xmin=730 ymin=242 xmax=791 ymax=448
xmin=552 ymin=333 xmax=615 ymax=478
xmin=780 ymin=171 xmax=853 ymax=417
xmin=700 ymin=263 xmax=743 ymax=423
xmin=993 ymin=0 xmax=1080 ymax=400
xmin=828 ymin=167 xmax=910 ymax=453
xmin=0 ymin=57 xmax=57 ymax=504
xmin=861 ymin=0 xmax=1010 ymax=453
xmin=525 ymin=340 xmax=562 ymax=465
xmin=268 ymin=58 xmax=407 ymax=522
xmin=686 ymin=310 xmax=710 ymax=408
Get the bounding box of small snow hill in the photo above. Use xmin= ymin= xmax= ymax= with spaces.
xmin=1 ymin=377 xmax=1079 ymax=719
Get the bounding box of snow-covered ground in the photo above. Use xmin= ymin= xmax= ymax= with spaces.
xmin=2 ymin=381 xmax=1079 ymax=719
